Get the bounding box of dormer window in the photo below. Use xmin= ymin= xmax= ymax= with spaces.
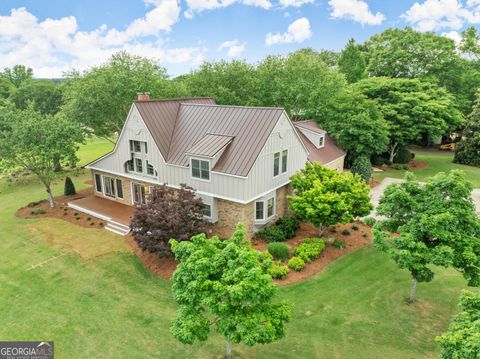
xmin=319 ymin=135 xmax=324 ymax=148
xmin=191 ymin=158 xmax=210 ymax=180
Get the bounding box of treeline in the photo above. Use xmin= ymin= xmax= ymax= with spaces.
xmin=1 ymin=26 xmax=480 ymax=170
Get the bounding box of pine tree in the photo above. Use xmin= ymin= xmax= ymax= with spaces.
xmin=64 ymin=176 xmax=76 ymax=196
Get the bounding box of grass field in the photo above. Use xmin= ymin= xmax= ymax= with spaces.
xmin=0 ymin=139 xmax=474 ymax=358
xmin=373 ymin=149 xmax=480 ymax=188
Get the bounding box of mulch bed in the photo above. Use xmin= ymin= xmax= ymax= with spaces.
xmin=15 ymin=188 xmax=108 ymax=230
xmin=379 ymin=159 xmax=428 ymax=172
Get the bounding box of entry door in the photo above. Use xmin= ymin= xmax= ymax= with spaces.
xmin=132 ymin=183 xmax=146 ymax=205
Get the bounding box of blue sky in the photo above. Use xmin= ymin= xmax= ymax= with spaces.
xmin=1 ymin=0 xmax=479 ymax=77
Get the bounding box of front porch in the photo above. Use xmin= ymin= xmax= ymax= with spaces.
xmin=68 ymin=195 xmax=134 ymax=236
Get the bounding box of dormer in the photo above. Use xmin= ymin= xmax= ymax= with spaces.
xmin=295 ymin=121 xmax=326 ymax=149
xmin=185 ymin=134 xmax=234 ymax=180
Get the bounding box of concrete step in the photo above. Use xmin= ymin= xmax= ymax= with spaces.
xmin=105 ymin=222 xmax=130 ymax=236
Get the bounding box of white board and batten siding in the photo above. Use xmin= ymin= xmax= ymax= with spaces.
xmin=87 ymin=107 xmax=308 ymax=204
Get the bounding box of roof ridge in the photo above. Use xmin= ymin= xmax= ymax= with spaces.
xmin=134 ymin=96 xmax=213 ymax=103
xmin=180 ymin=103 xmax=285 ymax=111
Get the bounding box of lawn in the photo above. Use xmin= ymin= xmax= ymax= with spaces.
xmin=373 ymin=149 xmax=480 ymax=188
xmin=0 ymin=140 xmax=474 ymax=358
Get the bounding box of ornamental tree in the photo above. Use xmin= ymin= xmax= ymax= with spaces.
xmin=170 ymin=224 xmax=292 ymax=359
xmin=288 ymin=162 xmax=372 ymax=235
xmin=0 ymin=106 xmax=83 ymax=207
xmin=130 ymin=184 xmax=207 ymax=257
xmin=454 ymin=89 xmax=480 ymax=167
xmin=373 ymin=171 xmax=480 ymax=302
xmin=436 ymin=290 xmax=480 ymax=359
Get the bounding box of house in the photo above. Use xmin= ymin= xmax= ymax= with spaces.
xmin=76 ymin=96 xmax=345 ymax=237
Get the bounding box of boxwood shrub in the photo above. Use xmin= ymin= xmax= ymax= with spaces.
xmin=275 ymin=216 xmax=300 ymax=239
xmin=269 ymin=261 xmax=289 ymax=279
xmin=267 ymin=242 xmax=290 ymax=262
xmin=288 ymin=256 xmax=305 ymax=271
xmin=293 ymin=238 xmax=325 ymax=263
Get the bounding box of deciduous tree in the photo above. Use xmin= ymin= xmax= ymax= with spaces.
xmin=454 ymin=89 xmax=480 ymax=167
xmin=0 ymin=106 xmax=83 ymax=207
xmin=130 ymin=184 xmax=207 ymax=257
xmin=288 ymin=162 xmax=372 ymax=235
xmin=170 ymin=224 xmax=292 ymax=359
xmin=373 ymin=171 xmax=480 ymax=302
xmin=338 ymin=38 xmax=366 ymax=83
xmin=10 ymin=79 xmax=63 ymax=115
xmin=0 ymin=65 xmax=33 ymax=88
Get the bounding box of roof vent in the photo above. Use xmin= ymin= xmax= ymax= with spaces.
xmin=137 ymin=92 xmax=150 ymax=101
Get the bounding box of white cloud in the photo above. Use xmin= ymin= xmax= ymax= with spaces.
xmin=184 ymin=0 xmax=271 ymax=18
xmin=403 ymin=0 xmax=480 ymax=31
xmin=279 ymin=0 xmax=314 ymax=7
xmin=265 ymin=17 xmax=312 ymax=45
xmin=0 ymin=4 xmax=205 ymax=78
xmin=328 ymin=0 xmax=385 ymax=25
xmin=218 ymin=39 xmax=246 ymax=56
xmin=442 ymin=30 xmax=462 ymax=44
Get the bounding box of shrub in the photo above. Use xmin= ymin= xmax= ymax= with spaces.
xmin=288 ymin=256 xmax=305 ymax=271
xmin=90 ymin=222 xmax=95 ymax=226
xmin=30 ymin=208 xmax=46 ymax=215
xmin=351 ymin=155 xmax=372 ymax=182
xmin=362 ymin=234 xmax=368 ymax=238
xmin=294 ymin=238 xmax=325 ymax=262
xmin=74 ymin=212 xmax=78 ymax=216
xmin=371 ymin=154 xmax=387 ymax=166
xmin=362 ymin=217 xmax=376 ymax=226
xmin=275 ymin=216 xmax=300 ymax=239
xmin=267 ymin=242 xmax=290 ymax=262
xmin=99 ymin=222 xmax=103 ymax=226
xmin=352 ymin=224 xmax=359 ymax=231
xmin=64 ymin=176 xmax=76 ymax=195
xmin=86 ymin=217 xmax=91 ymax=221
xmin=342 ymin=229 xmax=351 ymax=235
xmin=269 ymin=261 xmax=289 ymax=279
xmin=255 ymin=226 xmax=287 ymax=242
xmin=394 ymin=147 xmax=414 ymax=164
xmin=333 ymin=239 xmax=345 ymax=249
xmin=390 ymin=163 xmax=409 ymax=170
xmin=76 ymin=217 xmax=80 ymax=220
xmin=63 ymin=208 xmax=68 ymax=212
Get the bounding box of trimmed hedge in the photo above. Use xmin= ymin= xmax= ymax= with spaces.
xmin=269 ymin=261 xmax=289 ymax=279
xmin=288 ymin=256 xmax=305 ymax=271
xmin=293 ymin=238 xmax=325 ymax=263
xmin=267 ymin=242 xmax=290 ymax=262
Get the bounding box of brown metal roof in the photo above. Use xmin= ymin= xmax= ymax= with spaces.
xmin=293 ymin=121 xmax=345 ymax=165
xmin=168 ymin=104 xmax=284 ymax=177
xmin=134 ymin=97 xmax=215 ymax=159
xmin=186 ymin=134 xmax=234 ymax=158
xmin=295 ymin=120 xmax=326 ymax=134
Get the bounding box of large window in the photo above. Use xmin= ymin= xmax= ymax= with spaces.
xmin=255 ymin=196 xmax=275 ymax=221
xmin=274 ymin=150 xmax=288 ymax=176
xmin=135 ymin=158 xmax=143 ymax=173
xmin=203 ymin=204 xmax=212 ymax=218
xmin=95 ymin=174 xmax=102 ymax=192
xmin=104 ymin=176 xmax=116 ymax=197
xmin=191 ymin=159 xmax=210 ymax=180
xmin=146 ymin=161 xmax=154 ymax=175
xmin=132 ymin=183 xmax=146 ymax=205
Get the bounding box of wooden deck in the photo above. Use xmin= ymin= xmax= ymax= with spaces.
xmin=68 ymin=195 xmax=133 ymax=226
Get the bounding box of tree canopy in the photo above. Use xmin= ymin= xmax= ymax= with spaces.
xmin=338 ymin=38 xmax=366 ymax=84
xmin=0 ymin=65 xmax=33 ymax=88
xmin=288 ymin=162 xmax=372 ymax=235
xmin=373 ymin=171 xmax=480 ymax=302
xmin=454 ymin=89 xmax=480 ymax=167
xmin=170 ymin=224 xmax=292 ymax=359
xmin=10 ymin=79 xmax=63 ymax=115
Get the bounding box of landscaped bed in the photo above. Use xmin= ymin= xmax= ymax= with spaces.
xmin=252 ymin=221 xmax=372 ymax=286
xmin=15 ymin=188 xmax=107 ymax=229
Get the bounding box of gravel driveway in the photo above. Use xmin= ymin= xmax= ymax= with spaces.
xmin=370 ymin=177 xmax=480 ymax=219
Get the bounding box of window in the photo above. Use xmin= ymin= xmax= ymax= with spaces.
xmin=146 ymin=161 xmax=154 ymax=175
xmin=104 ymin=176 xmax=116 ymax=197
xmin=132 ymin=183 xmax=146 ymax=205
xmin=273 ymin=152 xmax=280 ymax=176
xmin=135 ymin=158 xmax=143 ymax=173
xmin=319 ymin=136 xmax=324 ymax=147
xmin=191 ymin=159 xmax=210 ymax=180
xmin=203 ymin=204 xmax=212 ymax=218
xmin=281 ymin=150 xmax=288 ymax=173
xmin=95 ymin=174 xmax=102 ymax=192
xmin=127 ymin=159 xmax=134 ymax=172
xmin=267 ymin=197 xmax=275 ymax=218
xmin=129 ymin=140 xmax=143 ymax=153
xmin=116 ymin=179 xmax=123 ymax=199
xmin=255 ymin=201 xmax=264 ymax=220
xmin=274 ymin=151 xmax=287 ymax=176
xmin=144 ymin=142 xmax=148 ymax=154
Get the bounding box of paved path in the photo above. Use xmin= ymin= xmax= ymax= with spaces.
xmin=370 ymin=177 xmax=480 ymax=219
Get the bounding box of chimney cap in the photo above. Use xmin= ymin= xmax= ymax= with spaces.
xmin=137 ymin=92 xmax=151 ymax=101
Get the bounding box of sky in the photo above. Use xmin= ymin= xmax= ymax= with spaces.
xmin=1 ymin=0 xmax=480 ymax=78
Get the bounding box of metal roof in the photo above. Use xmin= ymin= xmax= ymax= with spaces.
xmin=186 ymin=134 xmax=234 ymax=158
xmin=295 ymin=120 xmax=326 ymax=134
xmin=293 ymin=121 xmax=345 ymax=165
xmin=134 ymin=97 xmax=215 ymax=159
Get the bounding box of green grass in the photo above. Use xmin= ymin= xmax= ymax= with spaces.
xmin=373 ymin=150 xmax=480 ymax=188
xmin=77 ymin=136 xmax=115 ymax=166
xmin=0 ymin=141 xmax=473 ymax=358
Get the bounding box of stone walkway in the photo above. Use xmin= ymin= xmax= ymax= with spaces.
xmin=369 ymin=177 xmax=480 ymax=219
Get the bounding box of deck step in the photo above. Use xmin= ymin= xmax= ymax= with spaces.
xmin=105 ymin=222 xmax=130 ymax=236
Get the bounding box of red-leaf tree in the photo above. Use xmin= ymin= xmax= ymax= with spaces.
xmin=130 ymin=184 xmax=207 ymax=257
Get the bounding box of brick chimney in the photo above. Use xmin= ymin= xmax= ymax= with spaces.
xmin=137 ymin=92 xmax=150 ymax=101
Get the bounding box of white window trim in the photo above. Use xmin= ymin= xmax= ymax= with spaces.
xmin=254 ymin=195 xmax=276 ymax=224
xmin=94 ymin=173 xmax=102 ymax=193
xmin=203 ymin=204 xmax=212 ymax=219
xmin=318 ymin=135 xmax=325 ymax=149
xmin=273 ymin=150 xmax=288 ymax=178
xmin=190 ymin=157 xmax=211 ymax=183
